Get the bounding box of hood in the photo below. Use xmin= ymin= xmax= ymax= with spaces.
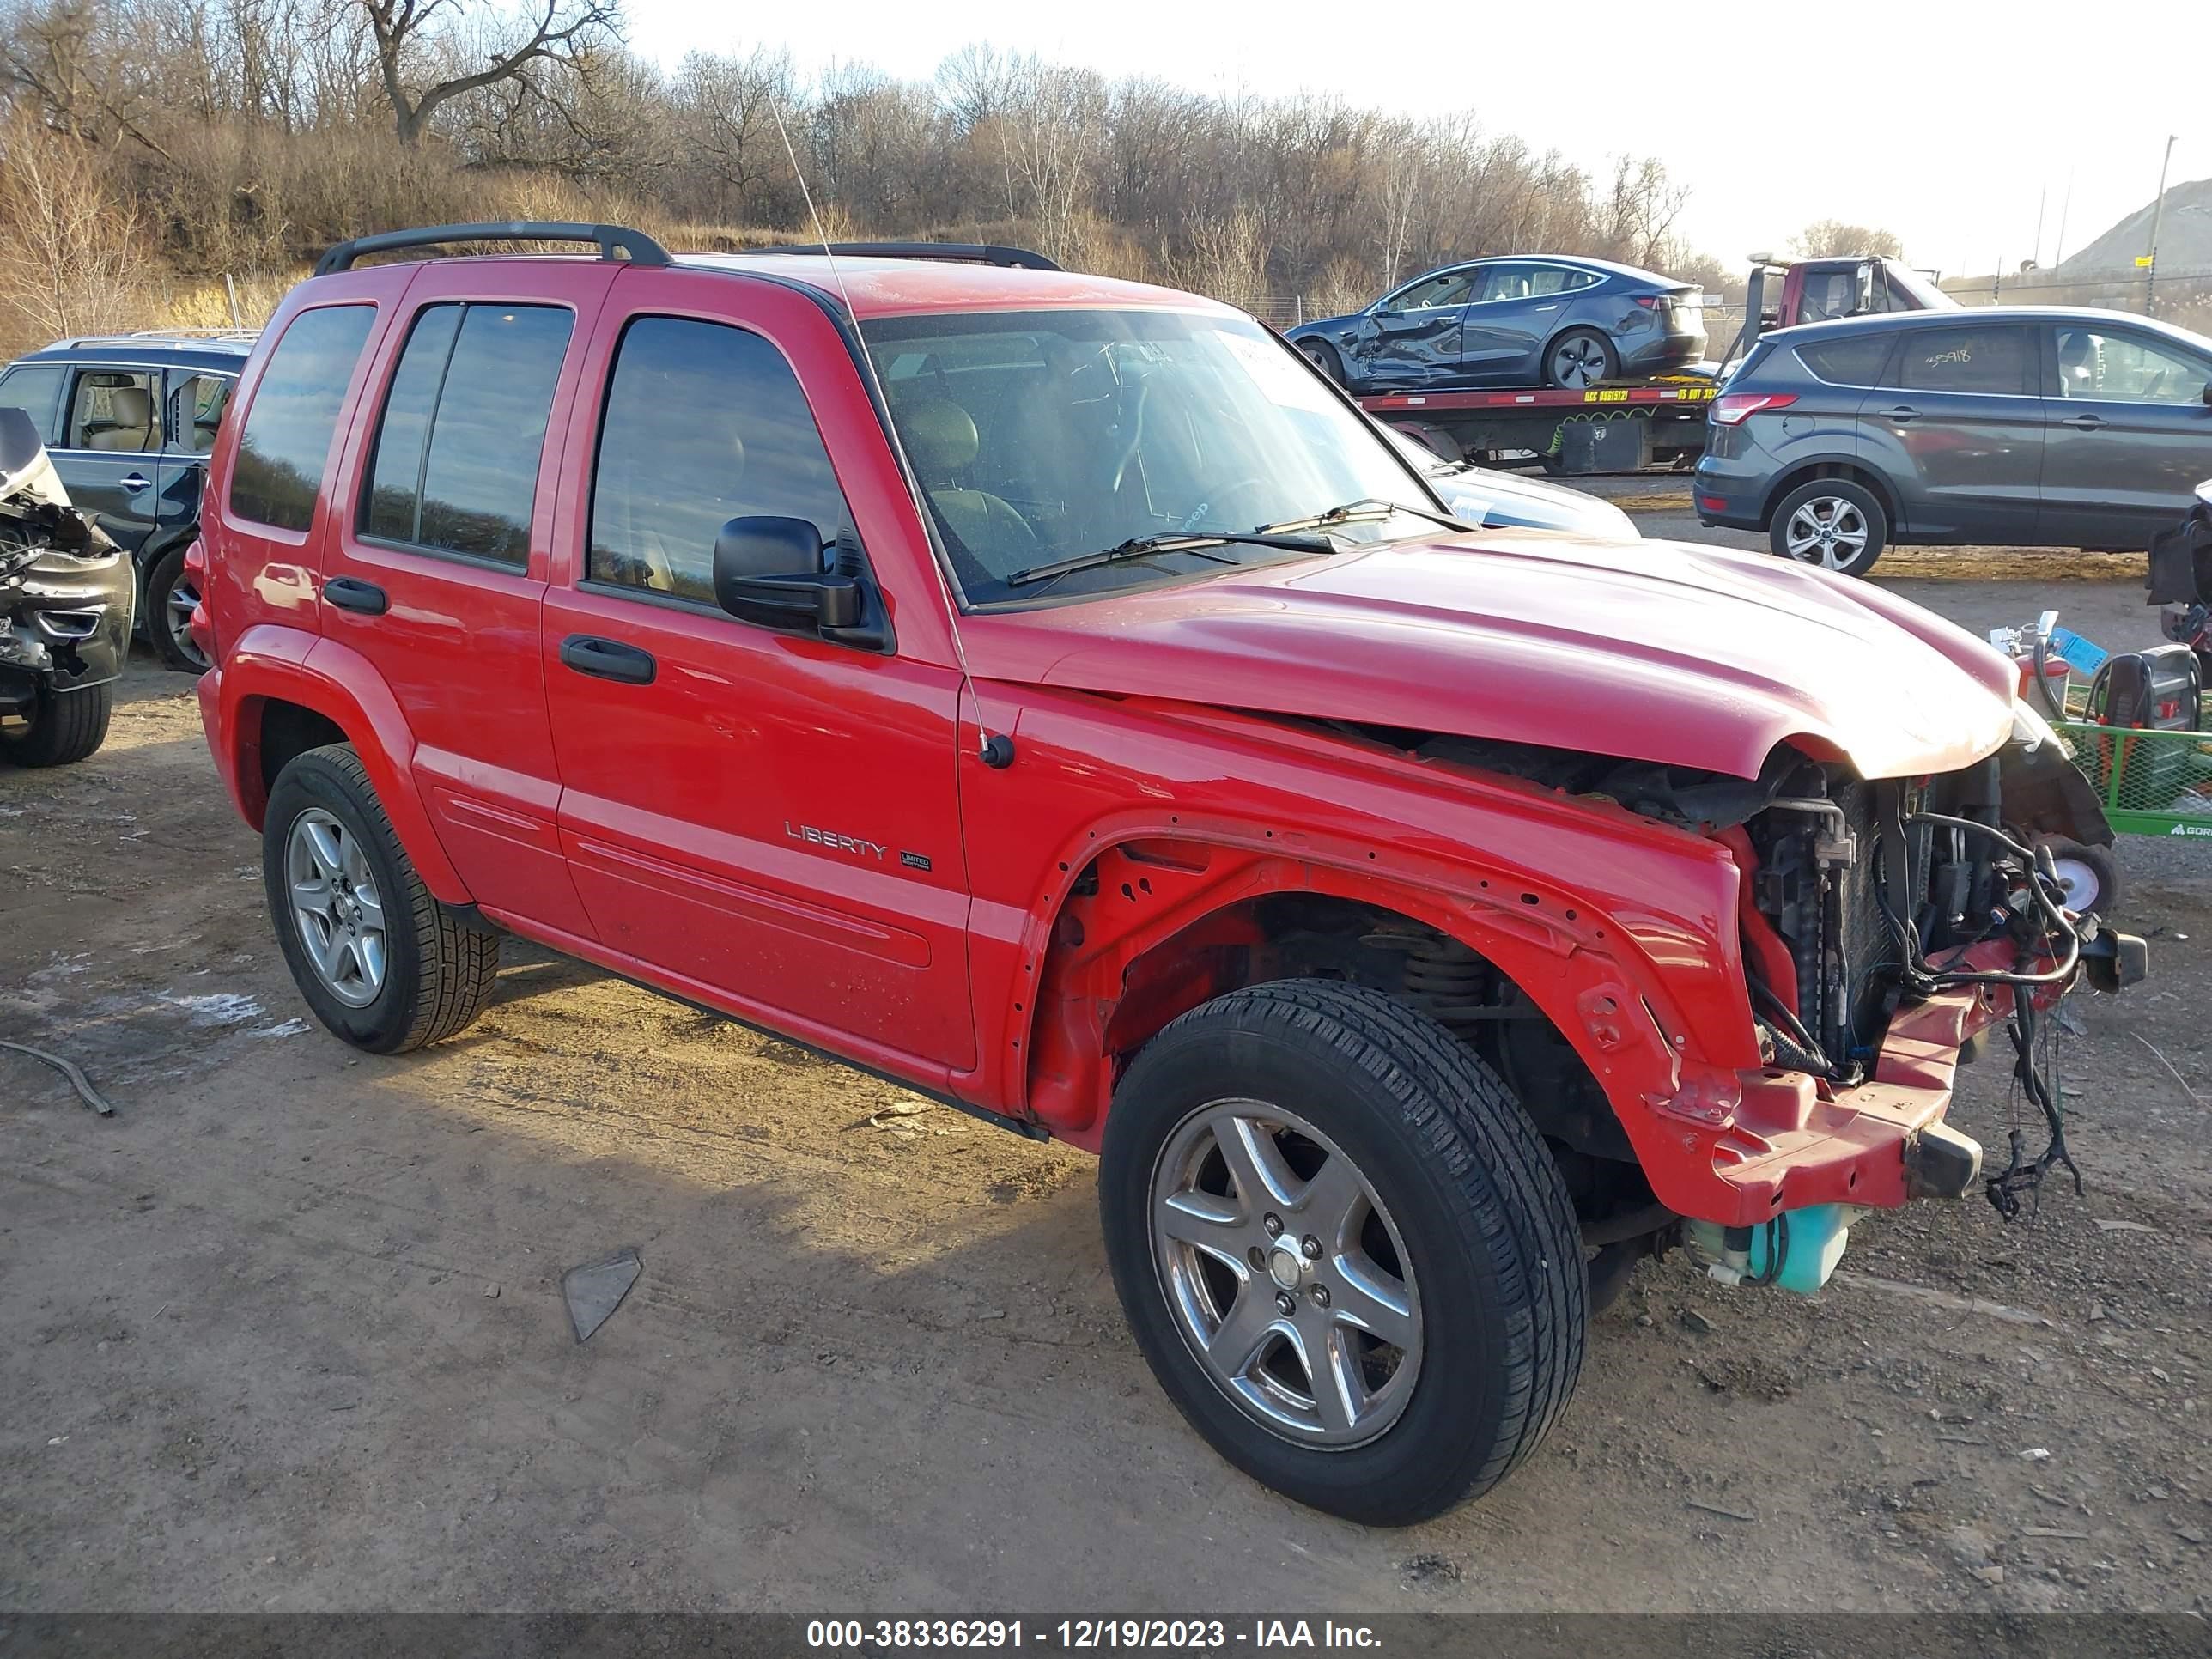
xmin=960 ymin=534 xmax=2020 ymax=781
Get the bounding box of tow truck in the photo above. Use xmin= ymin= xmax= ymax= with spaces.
xmin=1360 ymin=254 xmax=1951 ymax=476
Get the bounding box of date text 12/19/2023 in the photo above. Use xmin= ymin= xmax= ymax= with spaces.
xmin=805 ymin=1620 xmax=1384 ymax=1650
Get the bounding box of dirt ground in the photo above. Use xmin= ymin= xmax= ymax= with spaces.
xmin=4 ymin=527 xmax=2210 ymax=1614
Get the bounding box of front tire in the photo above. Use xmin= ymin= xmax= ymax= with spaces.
xmin=1 ymin=682 xmax=112 ymax=767
xmin=146 ymin=540 xmax=210 ymax=673
xmin=1100 ymin=979 xmax=1586 ymax=1525
xmin=1769 ymin=477 xmax=1889 ymax=577
xmin=263 ymin=744 xmax=499 ymax=1053
xmin=1298 ymin=338 xmax=1346 ymax=386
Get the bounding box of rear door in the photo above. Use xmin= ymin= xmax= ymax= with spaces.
xmin=1865 ymin=321 xmax=2043 ymax=543
xmin=2038 ymin=320 xmax=2212 ymax=548
xmin=52 ymin=364 xmax=166 ymax=550
xmin=318 ymin=260 xmax=617 ymax=938
xmin=1460 ymin=262 xmax=1560 ymax=383
xmin=539 ymin=270 xmax=977 ymax=1080
xmin=153 ymin=368 xmax=235 ymax=534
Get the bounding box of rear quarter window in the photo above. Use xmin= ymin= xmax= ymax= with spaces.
xmin=1795 ymin=334 xmax=1893 ymax=387
xmin=230 ymin=305 xmax=376 ymax=532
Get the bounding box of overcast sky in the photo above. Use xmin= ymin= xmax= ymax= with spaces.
xmin=624 ymin=0 xmax=2209 ymax=282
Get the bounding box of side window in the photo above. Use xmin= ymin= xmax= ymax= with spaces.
xmin=1887 ymin=326 xmax=2031 ymax=396
xmin=1473 ymin=264 xmax=1538 ymax=303
xmin=1796 ymin=334 xmax=1893 ymax=387
xmin=165 ymin=373 xmax=234 ymax=455
xmin=1527 ymin=265 xmax=1597 ymax=297
xmin=67 ymin=369 xmax=160 ymax=452
xmin=0 ymin=365 xmax=66 ymax=442
xmin=588 ymin=316 xmax=851 ymax=604
xmin=2052 ymin=326 xmax=2211 ymax=404
xmin=230 ymin=306 xmax=376 ymax=532
xmin=360 ymin=302 xmax=572 ymax=563
xmin=1384 ymin=271 xmax=1473 ymax=312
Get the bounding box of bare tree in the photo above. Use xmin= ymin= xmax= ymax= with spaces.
xmin=0 ymin=110 xmax=148 ymax=343
xmin=356 ymin=0 xmax=617 ymax=145
xmin=1793 ymin=219 xmax=1904 ymax=259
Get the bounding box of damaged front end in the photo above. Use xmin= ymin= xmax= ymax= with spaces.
xmin=0 ymin=409 xmax=132 ymax=728
xmin=1687 ymin=710 xmax=2146 ymax=1289
xmin=1414 ymin=706 xmax=2145 ymax=1291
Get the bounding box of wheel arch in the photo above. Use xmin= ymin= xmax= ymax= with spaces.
xmin=215 ymin=629 xmax=470 ymax=903
xmin=1759 ymin=459 xmax=1899 ymax=535
xmin=1009 ymin=831 xmax=1696 ymax=1163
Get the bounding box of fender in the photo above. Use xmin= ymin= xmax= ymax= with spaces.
xmin=210 ymin=621 xmax=471 ymax=904
xmin=999 ymin=811 xmax=1749 ymax=1164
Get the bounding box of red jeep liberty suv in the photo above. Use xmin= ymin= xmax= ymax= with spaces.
xmin=191 ymin=222 xmax=2141 ymax=1525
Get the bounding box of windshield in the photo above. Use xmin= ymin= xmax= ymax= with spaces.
xmin=860 ymin=309 xmax=1441 ymax=604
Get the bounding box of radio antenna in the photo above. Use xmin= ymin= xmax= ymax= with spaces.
xmin=766 ymin=95 xmax=1000 ymax=761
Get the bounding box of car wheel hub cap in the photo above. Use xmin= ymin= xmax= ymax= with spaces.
xmin=1149 ymin=1099 xmax=1423 ymax=1449
xmin=1785 ymin=497 xmax=1869 ymax=569
xmin=286 ymin=807 xmax=387 ymax=1008
xmin=167 ymin=576 xmax=208 ymax=668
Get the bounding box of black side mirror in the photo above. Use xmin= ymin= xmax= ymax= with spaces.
xmin=712 ymin=516 xmax=880 ymax=646
xmin=2200 ymin=382 xmax=2212 ymax=407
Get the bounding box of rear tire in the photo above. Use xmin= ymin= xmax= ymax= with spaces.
xmin=264 ymin=743 xmax=499 ymax=1054
xmin=146 ymin=540 xmax=210 ymax=673
xmin=1768 ymin=477 xmax=1889 ymax=578
xmin=1099 ymin=978 xmax=1586 ymax=1525
xmin=1545 ymin=328 xmax=1618 ymax=390
xmin=1 ymin=682 xmax=112 ymax=767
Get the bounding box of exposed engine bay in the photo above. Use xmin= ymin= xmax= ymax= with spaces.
xmin=1314 ymin=714 xmax=2147 ymax=1227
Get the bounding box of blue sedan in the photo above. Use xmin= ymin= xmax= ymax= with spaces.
xmin=1288 ymin=255 xmax=1707 ymax=393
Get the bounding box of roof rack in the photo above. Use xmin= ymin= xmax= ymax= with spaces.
xmin=49 ymin=327 xmax=262 ymax=350
xmin=314 ymin=221 xmax=672 ymax=277
xmin=739 ymin=241 xmax=1062 ymax=272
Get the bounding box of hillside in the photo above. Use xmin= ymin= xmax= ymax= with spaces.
xmin=2060 ymin=174 xmax=2212 ymax=275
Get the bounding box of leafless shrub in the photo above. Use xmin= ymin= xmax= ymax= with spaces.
xmin=0 ymin=111 xmax=150 ymax=349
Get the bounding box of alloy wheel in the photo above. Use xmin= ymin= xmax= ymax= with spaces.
xmin=285 ymin=807 xmax=387 ymax=1008
xmin=1148 ymin=1098 xmax=1422 ymax=1449
xmin=1783 ymin=496 xmax=1870 ymax=570
xmin=1550 ymin=337 xmax=1609 ymax=389
xmin=165 ymin=574 xmax=209 ymax=670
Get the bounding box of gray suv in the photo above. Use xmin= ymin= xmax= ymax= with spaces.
xmin=1694 ymin=307 xmax=2212 ymax=576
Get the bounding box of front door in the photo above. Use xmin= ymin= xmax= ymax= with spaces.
xmin=539 ymin=276 xmax=976 ymax=1079
xmin=2038 ymin=320 xmax=2212 ymax=549
xmin=317 ymin=260 xmax=617 ymax=940
xmin=1867 ymin=321 xmax=2044 ymax=544
xmin=1353 ymin=268 xmax=1475 ymax=390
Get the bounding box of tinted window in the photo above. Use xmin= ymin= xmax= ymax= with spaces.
xmin=1796 ymin=335 xmax=1892 ymax=386
xmin=0 ymin=365 xmax=66 ymax=442
xmin=1474 ymin=264 xmax=1540 ymax=303
xmin=230 ymin=306 xmax=375 ymax=532
xmin=68 ymin=369 xmax=159 ymax=451
xmin=360 ymin=302 xmax=570 ymax=562
xmin=588 ymin=317 xmax=851 ymax=603
xmin=2052 ymin=325 xmax=2211 ymax=404
xmin=1528 ymin=265 xmax=1600 ymax=296
xmin=1889 ymin=325 xmax=2030 ymax=395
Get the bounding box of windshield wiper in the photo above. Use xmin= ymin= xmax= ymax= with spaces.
xmin=1004 ymin=530 xmax=1335 ymax=591
xmin=1255 ymin=497 xmax=1471 ymax=537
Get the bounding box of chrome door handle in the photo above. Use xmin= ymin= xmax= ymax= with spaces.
xmin=119 ymin=473 xmax=151 ymax=491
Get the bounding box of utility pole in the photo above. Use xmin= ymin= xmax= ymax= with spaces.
xmin=2053 ymin=172 xmax=2073 ymax=267
xmin=2146 ymin=134 xmax=2178 ymax=317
